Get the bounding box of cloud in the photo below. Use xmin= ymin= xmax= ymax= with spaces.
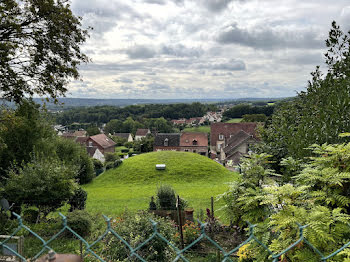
xmin=161 ymin=44 xmax=203 ymax=57
xmin=195 ymin=59 xmax=246 ymax=71
xmin=126 ymin=45 xmax=157 ymax=59
xmin=217 ymin=23 xmax=324 ymax=50
xmin=201 ymin=0 xmax=234 ymax=13
xmin=147 ymin=83 xmax=171 ymax=90
xmin=114 ymin=77 xmax=134 ymax=83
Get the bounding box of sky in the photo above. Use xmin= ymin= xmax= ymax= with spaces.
xmin=68 ymin=0 xmax=350 ymax=99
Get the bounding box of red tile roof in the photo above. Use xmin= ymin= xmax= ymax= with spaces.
xmin=210 ymin=122 xmax=258 ymax=147
xmin=180 ymin=132 xmax=208 ymax=147
xmin=90 ymin=134 xmax=116 ymax=149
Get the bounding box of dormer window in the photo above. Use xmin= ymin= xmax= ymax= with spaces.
xmin=219 ymin=134 xmax=224 ymax=140
xmin=164 ymin=138 xmax=169 ymax=146
xmin=192 ymin=139 xmax=198 ymax=145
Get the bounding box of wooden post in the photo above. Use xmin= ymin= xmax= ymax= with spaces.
xmin=80 ymin=240 xmax=83 ymax=260
xmin=211 ymin=196 xmax=214 ymax=218
xmin=177 ymin=195 xmax=184 ymax=249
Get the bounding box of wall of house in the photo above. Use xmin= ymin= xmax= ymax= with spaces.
xmin=135 ymin=135 xmax=145 ymax=141
xmin=154 ymin=146 xmax=181 ymax=151
xmin=180 ymin=146 xmax=207 ymax=156
xmin=104 ymin=146 xmax=115 ymax=154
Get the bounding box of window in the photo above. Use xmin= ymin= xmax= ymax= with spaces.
xmin=219 ymin=134 xmax=224 ymax=140
xmin=89 ymin=141 xmax=93 ymax=147
xmin=185 ymin=149 xmax=189 ymax=152
xmin=192 ymin=139 xmax=198 ymax=145
xmin=164 ymin=138 xmax=169 ymax=146
xmin=193 ymin=150 xmax=197 ymax=153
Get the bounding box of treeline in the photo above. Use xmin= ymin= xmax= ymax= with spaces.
xmin=56 ymin=102 xmax=217 ymax=125
xmin=223 ymin=103 xmax=275 ymax=119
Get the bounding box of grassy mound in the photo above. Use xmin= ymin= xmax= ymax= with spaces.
xmin=84 ymin=151 xmax=237 ymax=219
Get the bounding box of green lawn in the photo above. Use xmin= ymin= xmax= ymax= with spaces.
xmin=83 ymin=151 xmax=237 ymax=220
xmin=182 ymin=125 xmax=210 ymax=133
xmin=225 ymin=118 xmax=242 ymax=123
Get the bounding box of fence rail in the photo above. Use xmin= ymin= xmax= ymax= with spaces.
xmin=1 ymin=213 xmax=350 ymax=261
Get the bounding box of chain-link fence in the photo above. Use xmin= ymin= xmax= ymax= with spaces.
xmin=1 ymin=212 xmax=350 ymax=261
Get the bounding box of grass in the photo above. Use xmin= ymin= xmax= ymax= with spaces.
xmin=83 ymin=151 xmax=237 ymax=220
xmin=225 ymin=118 xmax=242 ymax=123
xmin=182 ymin=125 xmax=210 ymax=133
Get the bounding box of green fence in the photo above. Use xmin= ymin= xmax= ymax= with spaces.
xmin=1 ymin=212 xmax=350 ymax=261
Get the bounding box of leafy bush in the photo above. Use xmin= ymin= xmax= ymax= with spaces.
xmin=22 ymin=208 xmax=39 ymax=223
xmin=66 ymin=210 xmax=92 ymax=237
xmin=121 ymin=148 xmax=129 ymax=153
xmin=113 ymin=159 xmax=123 ymax=168
xmin=105 ymin=152 xmax=118 ymax=163
xmin=155 ymin=184 xmax=187 ymax=210
xmin=68 ymin=187 xmax=87 ymax=211
xmin=93 ymin=158 xmax=103 ymax=170
xmin=124 ymin=142 xmax=133 ymax=148
xmin=175 ymin=220 xmax=200 ymax=245
xmin=77 ymin=151 xmax=95 ymax=184
xmin=100 ymin=210 xmax=176 ymax=261
xmin=0 ymin=212 xmax=17 ymax=234
xmin=105 ymin=161 xmax=114 ymax=170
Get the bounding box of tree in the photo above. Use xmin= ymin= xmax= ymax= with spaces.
xmin=0 ymin=0 xmax=89 ymax=102
xmin=260 ymin=21 xmax=350 ymax=161
xmin=5 ymin=157 xmax=77 ymax=221
xmin=0 ymin=100 xmax=55 ymax=182
xmin=86 ymin=126 xmax=100 ymax=136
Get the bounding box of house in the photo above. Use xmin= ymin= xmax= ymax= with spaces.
xmin=86 ymin=134 xmax=116 ymax=155
xmin=154 ymin=132 xmax=208 ymax=156
xmin=113 ymin=133 xmax=133 ymax=142
xmin=153 ymin=133 xmax=181 ymax=151
xmin=73 ymin=130 xmax=87 ymax=137
xmin=210 ymin=123 xmax=258 ymax=164
xmin=179 ymin=132 xmax=208 ymax=156
xmin=87 ymin=146 xmax=105 ymax=163
xmin=135 ymin=129 xmax=151 ymax=140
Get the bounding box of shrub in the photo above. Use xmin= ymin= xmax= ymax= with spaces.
xmin=100 ymin=210 xmax=176 ymax=261
xmin=66 ymin=210 xmax=92 ymax=237
xmin=92 ymin=158 xmax=103 ymax=170
xmin=0 ymin=212 xmax=17 ymax=234
xmin=105 ymin=161 xmax=114 ymax=170
xmin=77 ymin=152 xmax=95 ymax=184
xmin=113 ymin=159 xmax=123 ymax=168
xmin=155 ymin=184 xmax=187 ymax=210
xmin=22 ymin=208 xmax=39 ymax=223
xmin=68 ymin=187 xmax=87 ymax=211
xmin=105 ymin=152 xmax=118 ymax=163
xmin=121 ymin=148 xmax=129 ymax=153
xmin=149 ymin=196 xmax=157 ymax=210
xmin=124 ymin=142 xmax=133 ymax=148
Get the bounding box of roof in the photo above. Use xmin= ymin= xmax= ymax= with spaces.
xmin=114 ymin=133 xmax=132 ymax=139
xmin=76 ymin=136 xmax=88 ymax=145
xmin=89 ymin=134 xmax=116 ymax=149
xmin=210 ymin=122 xmax=258 ymax=146
xmin=180 ymin=132 xmax=208 ymax=147
xmin=223 ymin=130 xmax=253 ymax=154
xmin=135 ymin=129 xmax=150 ymax=136
xmin=154 ymin=133 xmax=180 ymax=147
xmin=73 ymin=130 xmax=87 ymax=137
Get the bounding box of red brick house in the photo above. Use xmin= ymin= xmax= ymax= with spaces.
xmin=86 ymin=134 xmax=116 ymax=155
xmin=154 ymin=132 xmax=208 ymax=156
xmin=179 ymin=132 xmax=208 ymax=156
xmin=210 ymin=123 xmax=258 ymax=164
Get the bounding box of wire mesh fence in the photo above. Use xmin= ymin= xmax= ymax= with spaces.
xmin=1 ymin=212 xmax=350 ymax=261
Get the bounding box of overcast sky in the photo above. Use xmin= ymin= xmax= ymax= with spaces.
xmin=68 ymin=0 xmax=350 ymax=99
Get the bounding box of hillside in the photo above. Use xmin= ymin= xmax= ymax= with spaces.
xmin=84 ymin=151 xmax=237 ymax=218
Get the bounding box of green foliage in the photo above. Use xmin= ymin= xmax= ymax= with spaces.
xmin=260 ymin=21 xmax=350 ymax=161
xmin=222 ymin=142 xmax=350 ymax=261
xmin=66 ymin=210 xmax=92 ymax=238
xmin=223 ymin=104 xmax=275 ymax=119
xmin=22 ymin=208 xmax=39 ymax=224
xmin=0 ymin=100 xmax=55 ymax=183
xmin=93 ymin=158 xmax=103 ymax=170
xmin=105 ymin=161 xmax=114 ymax=170
xmin=5 ymin=157 xmax=77 ymax=219
xmin=105 ymin=152 xmax=118 ymax=163
xmin=68 ymin=187 xmax=88 ymax=211
xmin=155 ymin=184 xmax=187 ymax=210
xmin=0 ymin=0 xmax=89 ymax=103
xmin=86 ymin=126 xmax=100 ymax=136
xmin=113 ymin=159 xmax=123 ymax=168
xmin=100 ymin=210 xmax=177 ymax=261
xmin=241 ymin=114 xmax=267 ymax=123
xmin=133 ymin=136 xmax=155 ymax=152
